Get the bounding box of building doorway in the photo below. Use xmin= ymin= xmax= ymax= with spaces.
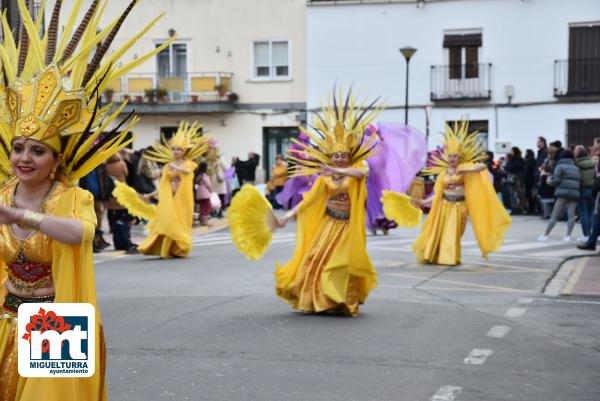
xmin=263 ymin=126 xmax=299 ymax=180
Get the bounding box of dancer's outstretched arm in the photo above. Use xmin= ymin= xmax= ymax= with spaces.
xmin=320 ymin=164 xmax=366 ymax=179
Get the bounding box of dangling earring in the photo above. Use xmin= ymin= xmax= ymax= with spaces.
xmin=50 ymin=168 xmax=56 ymax=180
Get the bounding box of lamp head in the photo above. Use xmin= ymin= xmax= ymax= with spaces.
xmin=399 ymin=46 xmax=417 ymax=61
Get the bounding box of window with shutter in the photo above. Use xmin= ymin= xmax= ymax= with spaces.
xmin=444 ymin=32 xmax=482 ymax=79
xmin=252 ymin=40 xmax=291 ymax=80
xmin=253 ymin=42 xmax=270 ymax=77
xmin=272 ymin=41 xmax=289 ymax=77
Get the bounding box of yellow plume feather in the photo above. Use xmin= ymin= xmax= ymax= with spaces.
xmin=424 ymin=120 xmax=486 ymax=176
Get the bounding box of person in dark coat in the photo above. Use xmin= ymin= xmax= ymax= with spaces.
xmin=538 ymin=150 xmax=581 ymax=241
xmin=234 ymin=152 xmax=261 ymax=185
xmin=504 ymin=147 xmax=526 ymax=215
xmin=533 ymin=136 xmax=549 ymax=215
xmin=80 ymin=166 xmax=111 ymax=252
xmin=578 ymin=148 xmax=600 ymax=250
xmin=548 ymin=140 xmax=564 ymax=169
xmin=574 ymin=145 xmax=596 ymax=240
xmin=538 ymin=164 xmax=555 ymax=219
xmin=524 ymin=149 xmax=537 ymax=214
xmin=485 ymin=151 xmax=502 ymax=194
xmin=535 ymin=137 xmax=548 ymax=171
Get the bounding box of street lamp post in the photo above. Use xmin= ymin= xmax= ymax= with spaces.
xmin=399 ymin=46 xmax=417 ymax=125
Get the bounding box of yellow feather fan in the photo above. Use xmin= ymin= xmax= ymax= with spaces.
xmin=112 ymin=180 xmax=157 ymax=221
xmin=381 ymin=190 xmax=422 ymax=228
xmin=228 ymin=185 xmax=278 ymax=260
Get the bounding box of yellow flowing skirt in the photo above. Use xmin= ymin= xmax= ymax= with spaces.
xmin=286 ymin=216 xmax=361 ymax=316
xmin=138 ymin=233 xmax=190 ymax=259
xmin=0 ymin=311 xmax=106 ymax=401
xmin=413 ymin=199 xmax=467 ymax=266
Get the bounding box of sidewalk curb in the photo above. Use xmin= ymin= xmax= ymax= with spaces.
xmin=544 ymin=254 xmax=600 ymax=297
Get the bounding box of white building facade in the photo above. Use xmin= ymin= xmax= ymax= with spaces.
xmin=54 ymin=0 xmax=307 ymax=180
xmin=306 ymin=0 xmax=600 ymax=154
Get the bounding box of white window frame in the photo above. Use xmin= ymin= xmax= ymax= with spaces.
xmin=153 ymin=39 xmax=191 ymax=77
xmin=250 ymin=39 xmax=292 ymax=81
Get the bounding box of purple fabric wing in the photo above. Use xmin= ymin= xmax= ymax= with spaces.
xmin=366 ymin=122 xmax=428 ymax=230
xmin=276 ymin=132 xmax=317 ymax=210
xmin=276 ymin=174 xmax=316 ymax=210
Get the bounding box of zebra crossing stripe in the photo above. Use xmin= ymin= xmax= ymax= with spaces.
xmin=499 ymin=241 xmax=570 ymax=252
xmin=431 ymin=386 xmax=462 ymax=401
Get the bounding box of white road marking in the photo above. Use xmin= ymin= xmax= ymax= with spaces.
xmin=431 ymin=386 xmax=462 ymax=401
xmin=95 ymin=254 xmax=126 ymax=264
xmin=504 ymin=307 xmax=527 ymax=318
xmin=533 ymin=297 xmax=600 ymax=305
xmin=487 ymin=325 xmax=511 ymax=338
xmin=366 ymin=238 xmax=415 ymax=246
xmin=529 ymin=248 xmax=591 ymax=258
xmin=195 ymin=233 xmax=233 ymax=240
xmin=464 ymin=348 xmax=494 ymax=365
xmin=498 ymin=241 xmax=565 ymax=252
xmin=518 ymin=297 xmax=534 ymax=304
xmin=368 ymin=245 xmax=562 ymax=262
xmin=461 ymin=249 xmax=561 ymax=261
xmin=192 ymin=234 xmax=296 ymax=246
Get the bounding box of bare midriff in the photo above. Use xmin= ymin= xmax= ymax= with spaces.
xmin=443 ymin=173 xmax=465 ymax=199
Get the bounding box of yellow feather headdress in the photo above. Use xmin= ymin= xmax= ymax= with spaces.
xmin=287 ymin=86 xmax=384 ymax=177
xmin=424 ymin=120 xmax=486 ymax=176
xmin=144 ymin=121 xmax=210 ymax=164
xmin=0 ymin=0 xmax=174 ymax=185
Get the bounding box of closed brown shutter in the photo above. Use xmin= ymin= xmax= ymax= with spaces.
xmin=465 ymin=46 xmax=479 ymax=78
xmin=568 ymin=25 xmax=600 ymax=95
xmin=443 ymin=33 xmax=482 ymax=48
xmin=449 ymin=47 xmax=462 ymax=79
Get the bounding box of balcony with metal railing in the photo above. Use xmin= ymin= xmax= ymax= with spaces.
xmin=103 ymin=72 xmax=236 ymax=113
xmin=430 ymin=63 xmax=492 ymax=101
xmin=554 ymin=59 xmax=600 ymax=98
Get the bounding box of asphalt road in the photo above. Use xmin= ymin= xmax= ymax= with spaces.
xmin=94 ymin=215 xmax=600 ymax=401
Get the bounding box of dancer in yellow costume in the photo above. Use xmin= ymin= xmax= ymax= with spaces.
xmin=138 ymin=121 xmax=208 ymax=258
xmin=275 ymin=88 xmax=382 ymax=316
xmin=412 ymin=122 xmax=511 ymax=266
xmin=0 ymin=1 xmax=171 ymax=399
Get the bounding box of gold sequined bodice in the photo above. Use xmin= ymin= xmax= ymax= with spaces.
xmin=443 ymin=172 xmax=465 ymax=197
xmin=0 ymin=179 xmax=67 ymax=294
xmin=324 ymin=177 xmax=351 ymax=218
xmin=167 ymin=167 xmax=183 ymax=183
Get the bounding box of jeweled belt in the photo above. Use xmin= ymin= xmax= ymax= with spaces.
xmin=443 ymin=193 xmax=466 ymax=202
xmin=2 ymin=292 xmax=55 ymax=314
xmin=325 ymin=207 xmax=350 ymax=220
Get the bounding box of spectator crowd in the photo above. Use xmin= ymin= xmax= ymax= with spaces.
xmin=480 ymin=136 xmax=600 ymax=249
xmin=81 ymin=132 xmax=600 ymax=255
xmin=81 ymin=146 xmax=267 ymax=254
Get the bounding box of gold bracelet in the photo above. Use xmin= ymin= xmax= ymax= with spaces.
xmin=22 ymin=209 xmax=44 ymax=230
